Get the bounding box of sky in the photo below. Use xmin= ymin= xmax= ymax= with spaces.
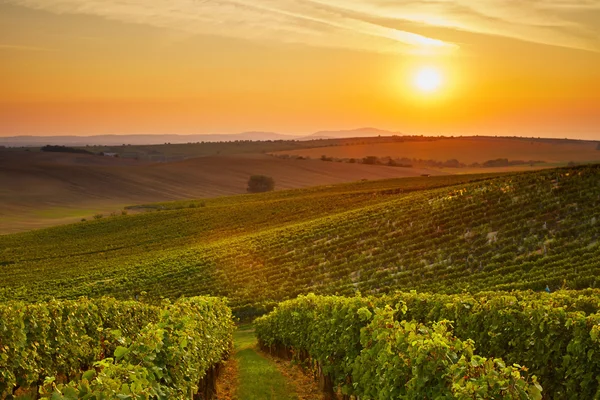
xmin=1 ymin=0 xmax=599 ymax=139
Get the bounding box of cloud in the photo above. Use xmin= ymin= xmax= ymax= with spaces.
xmin=4 ymin=0 xmax=599 ymax=53
xmin=0 ymin=44 xmax=56 ymax=52
xmin=317 ymin=0 xmax=600 ymax=51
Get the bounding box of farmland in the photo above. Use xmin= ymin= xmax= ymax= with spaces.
xmin=2 ymin=165 xmax=599 ymax=311
xmin=4 ymin=0 xmax=599 ymax=395
xmin=2 ymin=163 xmax=600 ymax=398
xmin=0 ymin=149 xmax=442 ymax=234
xmin=4 ymin=135 xmax=597 ymax=234
xmin=272 ymin=136 xmax=600 ymax=166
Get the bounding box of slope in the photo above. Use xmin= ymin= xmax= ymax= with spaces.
xmin=0 ymin=150 xmax=443 ymax=233
xmin=273 ymin=136 xmax=600 ymax=165
xmin=1 ymin=166 xmax=599 ymax=317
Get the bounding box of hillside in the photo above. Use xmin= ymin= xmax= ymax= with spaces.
xmin=1 ymin=165 xmax=599 ymax=316
xmin=0 ymin=150 xmax=443 ymax=233
xmin=6 ymin=135 xmax=590 ymax=234
xmin=273 ymin=136 xmax=600 ymax=166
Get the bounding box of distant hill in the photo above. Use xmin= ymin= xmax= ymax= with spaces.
xmin=274 ymin=136 xmax=600 ymax=166
xmin=0 ymin=132 xmax=301 ymax=147
xmin=0 ymin=150 xmax=443 ymax=233
xmin=0 ymin=128 xmax=405 ymax=147
xmin=304 ymin=127 xmax=403 ymax=140
xmin=0 ymin=128 xmax=403 ymax=147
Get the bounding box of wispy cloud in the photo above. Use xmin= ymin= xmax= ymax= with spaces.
xmin=4 ymin=0 xmax=600 ymax=53
xmin=0 ymin=44 xmax=56 ymax=52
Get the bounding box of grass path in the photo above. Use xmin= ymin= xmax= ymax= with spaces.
xmin=217 ymin=325 xmax=322 ymax=400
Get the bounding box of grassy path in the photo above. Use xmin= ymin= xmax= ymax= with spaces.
xmin=218 ymin=325 xmax=299 ymax=400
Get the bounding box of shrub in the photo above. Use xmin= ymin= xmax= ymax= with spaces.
xmin=41 ymin=145 xmax=93 ymax=155
xmin=362 ymin=156 xmax=379 ymax=165
xmin=247 ymin=175 xmax=275 ymax=193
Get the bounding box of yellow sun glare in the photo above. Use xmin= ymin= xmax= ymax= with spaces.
xmin=414 ymin=67 xmax=443 ymax=93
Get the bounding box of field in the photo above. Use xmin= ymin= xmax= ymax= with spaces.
xmin=5 ymin=0 xmax=599 ymax=395
xmin=2 ymin=165 xmax=599 ymax=311
xmin=4 ymin=136 xmax=594 ymax=234
xmin=2 ymin=146 xmax=600 ymax=398
xmin=0 ymin=149 xmax=443 ymax=234
xmin=273 ymin=136 xmax=600 ymax=165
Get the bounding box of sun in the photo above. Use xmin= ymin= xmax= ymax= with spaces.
xmin=414 ymin=67 xmax=443 ymax=93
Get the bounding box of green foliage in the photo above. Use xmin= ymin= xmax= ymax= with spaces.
xmin=0 ymin=297 xmax=234 ymax=399
xmin=247 ymin=175 xmax=275 ymax=193
xmin=384 ymin=290 xmax=600 ymax=399
xmin=1 ymin=165 xmax=599 ymax=318
xmin=0 ymin=164 xmax=599 ymax=397
xmin=356 ymin=309 xmax=542 ymax=399
xmin=0 ymin=173 xmax=500 ymax=306
xmin=255 ymin=295 xmax=543 ymax=399
xmin=256 ymin=291 xmax=600 ymax=398
xmin=39 ymin=360 xmax=169 ymax=399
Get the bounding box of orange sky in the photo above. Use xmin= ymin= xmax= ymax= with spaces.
xmin=1 ymin=1 xmax=599 ymax=138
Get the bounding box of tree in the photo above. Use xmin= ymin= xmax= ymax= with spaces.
xmin=41 ymin=145 xmax=93 ymax=155
xmin=247 ymin=175 xmax=275 ymax=193
xmin=363 ymin=156 xmax=379 ymax=165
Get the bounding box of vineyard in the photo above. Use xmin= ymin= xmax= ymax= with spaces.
xmin=0 ymin=173 xmax=504 ymax=304
xmin=256 ymin=291 xmax=600 ymax=398
xmin=2 ymin=164 xmax=600 ymax=398
xmin=1 ymin=166 xmax=600 ymax=316
xmin=0 ymin=296 xmax=234 ymax=399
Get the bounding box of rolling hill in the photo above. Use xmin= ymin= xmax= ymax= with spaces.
xmin=1 ymin=165 xmax=599 ymax=317
xmin=0 ymin=150 xmax=444 ymax=233
xmin=273 ymin=136 xmax=600 ymax=166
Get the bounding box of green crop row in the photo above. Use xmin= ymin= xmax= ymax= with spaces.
xmin=255 ymin=294 xmax=543 ymax=399
xmin=1 ymin=166 xmax=599 ymax=316
xmin=0 ymin=173 xmax=506 ymax=305
xmin=384 ymin=290 xmax=600 ymax=398
xmin=0 ymin=296 xmax=234 ymax=399
xmin=256 ymin=292 xmax=600 ymax=399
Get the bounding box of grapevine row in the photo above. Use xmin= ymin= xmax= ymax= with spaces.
xmin=1 ymin=166 xmax=599 ymax=315
xmin=255 ymin=294 xmax=544 ymax=399
xmin=0 ymin=296 xmax=234 ymax=399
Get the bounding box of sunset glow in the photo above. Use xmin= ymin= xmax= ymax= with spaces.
xmin=414 ymin=67 xmax=443 ymax=93
xmin=0 ymin=0 xmax=598 ymax=138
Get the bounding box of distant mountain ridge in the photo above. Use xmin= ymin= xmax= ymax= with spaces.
xmin=0 ymin=132 xmax=302 ymax=147
xmin=0 ymin=128 xmax=404 ymax=147
xmin=305 ymin=127 xmax=403 ymax=140
xmin=2 ymin=128 xmax=598 ymax=148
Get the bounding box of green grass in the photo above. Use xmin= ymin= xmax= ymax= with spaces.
xmin=234 ymin=325 xmax=258 ymax=350
xmin=234 ymin=326 xmax=298 ymax=400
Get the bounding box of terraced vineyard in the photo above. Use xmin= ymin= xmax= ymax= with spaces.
xmin=1 ymin=166 xmax=600 ymax=317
